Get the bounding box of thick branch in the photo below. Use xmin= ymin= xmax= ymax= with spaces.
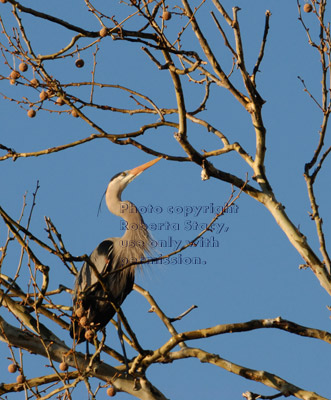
xmin=142 ymin=316 xmax=331 ymax=366
xmin=166 ymin=347 xmax=327 ymax=400
xmin=262 ymin=195 xmax=331 ymax=295
xmin=0 ymin=316 xmax=167 ymax=400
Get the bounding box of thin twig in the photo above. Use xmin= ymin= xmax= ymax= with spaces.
xmin=251 ymin=10 xmax=271 ymax=85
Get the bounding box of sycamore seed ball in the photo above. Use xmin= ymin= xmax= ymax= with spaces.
xmin=8 ymin=364 xmax=17 ymax=373
xmin=71 ymin=109 xmax=79 ymax=118
xmin=16 ymin=375 xmax=25 ymax=384
xmin=30 ymin=78 xmax=39 ymax=87
xmin=56 ymin=97 xmax=65 ymax=106
xmin=10 ymin=70 xmax=20 ymax=80
xmin=59 ymin=362 xmax=68 ymax=371
xmin=27 ymin=109 xmax=36 ymax=118
xmin=39 ymin=90 xmax=48 ymax=101
xmin=79 ymin=316 xmax=88 ymax=326
xmin=99 ymin=27 xmax=107 ymax=37
xmin=162 ymin=11 xmax=171 ymax=20
xmin=85 ymin=329 xmax=94 ymax=341
xmin=0 ymin=0 xmax=7 ymax=4
xmin=304 ymin=3 xmax=313 ymax=12
xmin=19 ymin=62 xmax=28 ymax=72
xmin=107 ymin=387 xmax=116 ymax=397
xmin=75 ymin=59 xmax=84 ymax=68
xmin=75 ymin=306 xmax=85 ymax=318
xmin=10 ymin=79 xmax=16 ymax=85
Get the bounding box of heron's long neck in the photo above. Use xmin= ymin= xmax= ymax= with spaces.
xmin=119 ymin=200 xmax=148 ymax=243
xmin=118 ymin=201 xmax=151 ymax=271
xmin=105 ymin=189 xmax=123 ymax=217
xmin=106 ymin=193 xmax=144 ymax=227
xmin=106 ymin=193 xmax=151 ymax=263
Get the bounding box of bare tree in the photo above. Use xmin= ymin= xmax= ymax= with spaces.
xmin=0 ymin=1 xmax=330 ymax=399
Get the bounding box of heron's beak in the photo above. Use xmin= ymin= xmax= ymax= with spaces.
xmin=129 ymin=157 xmax=162 ymax=177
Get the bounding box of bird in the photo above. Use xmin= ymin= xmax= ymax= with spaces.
xmin=70 ymin=157 xmax=161 ymax=343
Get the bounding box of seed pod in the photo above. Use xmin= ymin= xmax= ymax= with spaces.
xmin=56 ymin=97 xmax=65 ymax=106
xmin=162 ymin=11 xmax=171 ymax=20
xmin=10 ymin=79 xmax=16 ymax=85
xmin=8 ymin=363 xmax=17 ymax=373
xmin=75 ymin=306 xmax=85 ymax=318
xmin=303 ymin=3 xmax=313 ymax=12
xmin=19 ymin=62 xmax=28 ymax=72
xmin=39 ymin=90 xmax=48 ymax=101
xmin=16 ymin=374 xmax=25 ymax=384
xmin=79 ymin=316 xmax=88 ymax=327
xmin=59 ymin=362 xmax=68 ymax=371
xmin=0 ymin=0 xmax=7 ymax=4
xmin=30 ymin=78 xmax=39 ymax=87
xmin=75 ymin=59 xmax=84 ymax=68
xmin=84 ymin=329 xmax=94 ymax=341
xmin=10 ymin=70 xmax=20 ymax=80
xmin=107 ymin=387 xmax=116 ymax=397
xmin=27 ymin=109 xmax=36 ymax=118
xmin=71 ymin=109 xmax=79 ymax=118
xmin=99 ymin=27 xmax=107 ymax=37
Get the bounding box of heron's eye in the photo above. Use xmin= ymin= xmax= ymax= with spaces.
xmin=121 ymin=172 xmax=126 ymax=177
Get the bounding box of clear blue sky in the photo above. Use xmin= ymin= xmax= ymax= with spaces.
xmin=1 ymin=1 xmax=330 ymax=399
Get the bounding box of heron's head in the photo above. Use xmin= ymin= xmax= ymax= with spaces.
xmin=105 ymin=157 xmax=161 ymax=214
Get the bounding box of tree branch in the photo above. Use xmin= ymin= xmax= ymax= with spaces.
xmin=0 ymin=316 xmax=167 ymax=400
xmin=166 ymin=347 xmax=327 ymax=400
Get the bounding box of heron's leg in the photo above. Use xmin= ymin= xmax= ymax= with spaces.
xmin=92 ymin=334 xmax=101 ymax=362
xmin=117 ymin=314 xmax=129 ymax=374
xmin=85 ymin=340 xmax=90 ymax=360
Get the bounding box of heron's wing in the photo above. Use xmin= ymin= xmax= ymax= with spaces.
xmin=75 ymin=240 xmax=114 ymax=295
xmin=71 ymin=238 xmax=134 ymax=342
xmin=92 ymin=239 xmax=114 ymax=275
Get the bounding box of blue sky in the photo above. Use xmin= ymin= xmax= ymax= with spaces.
xmin=1 ymin=1 xmax=331 ymax=399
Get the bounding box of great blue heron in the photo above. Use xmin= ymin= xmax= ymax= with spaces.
xmin=70 ymin=157 xmax=160 ymax=343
